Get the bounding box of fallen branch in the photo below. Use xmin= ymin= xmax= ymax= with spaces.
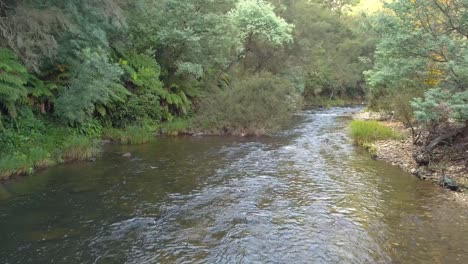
xmin=425 ymin=127 xmax=464 ymax=153
xmin=414 ymin=126 xmax=465 ymax=166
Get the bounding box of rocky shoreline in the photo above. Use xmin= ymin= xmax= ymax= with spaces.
xmin=352 ymin=111 xmax=468 ymax=204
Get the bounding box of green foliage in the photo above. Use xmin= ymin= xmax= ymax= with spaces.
xmin=102 ymin=126 xmax=153 ymax=145
xmin=159 ymin=118 xmax=192 ymax=136
xmin=366 ymin=0 xmax=468 ymax=140
xmin=118 ymin=50 xmax=163 ymax=92
xmin=117 ymin=48 xmax=194 ymax=124
xmin=350 ymin=120 xmax=403 ymax=145
xmin=194 ymin=73 xmax=302 ymax=135
xmin=282 ymin=0 xmax=373 ymax=100
xmin=0 ymin=48 xmax=29 ymax=125
xmin=28 ymin=77 xmax=57 ymax=113
xmin=229 ymin=0 xmax=294 ymax=46
xmin=0 ymin=122 xmax=101 ymax=179
xmin=0 ymin=0 xmax=382 ymax=178
xmin=76 ymin=119 xmax=104 ymax=137
xmin=0 ymin=153 xmax=33 ymax=179
xmin=411 ymin=88 xmax=468 ymax=132
xmin=60 ymin=136 xmax=101 ymax=162
xmin=55 ymin=48 xmax=130 ymax=124
xmin=138 ymin=0 xmax=238 ymax=86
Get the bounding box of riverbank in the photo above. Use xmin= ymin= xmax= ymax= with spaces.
xmin=0 ymin=119 xmax=192 ymax=181
xmin=352 ymin=111 xmax=468 ymax=203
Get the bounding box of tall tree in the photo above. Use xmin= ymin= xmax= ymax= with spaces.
xmin=366 ymin=0 xmax=468 ymax=146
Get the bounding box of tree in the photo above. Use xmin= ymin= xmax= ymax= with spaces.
xmin=135 ymin=0 xmax=238 ymax=86
xmin=322 ymin=0 xmax=360 ymax=16
xmin=366 ymin=0 xmax=467 ymax=153
xmin=225 ymin=0 xmax=294 ymax=73
xmin=278 ymin=0 xmax=373 ymax=99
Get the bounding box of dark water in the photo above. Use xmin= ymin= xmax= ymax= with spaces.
xmin=1 ymin=107 xmax=467 ymax=264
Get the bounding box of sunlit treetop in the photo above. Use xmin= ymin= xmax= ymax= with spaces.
xmin=229 ymin=0 xmax=294 ymax=45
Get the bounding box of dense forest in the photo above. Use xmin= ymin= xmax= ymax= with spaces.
xmin=0 ymin=0 xmax=466 ymax=178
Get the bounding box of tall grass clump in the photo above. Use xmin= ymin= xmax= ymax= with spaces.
xmin=102 ymin=126 xmax=153 ymax=144
xmin=159 ymin=118 xmax=191 ymax=136
xmin=0 ymin=148 xmax=55 ymax=179
xmin=350 ymin=120 xmax=402 ymax=145
xmin=0 ymin=154 xmax=32 ymax=179
xmin=60 ymin=135 xmax=101 ymax=161
xmin=194 ymin=73 xmax=302 ymax=135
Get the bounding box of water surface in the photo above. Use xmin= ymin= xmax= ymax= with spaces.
xmin=1 ymin=107 xmax=467 ymax=263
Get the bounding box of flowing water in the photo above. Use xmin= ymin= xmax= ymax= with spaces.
xmin=1 ymin=107 xmax=467 ymax=264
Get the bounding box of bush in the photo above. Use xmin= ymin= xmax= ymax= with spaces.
xmin=102 ymin=126 xmax=153 ymax=145
xmin=193 ymin=73 xmax=302 ymax=135
xmin=350 ymin=120 xmax=403 ymax=145
xmin=60 ymin=136 xmax=101 ymax=161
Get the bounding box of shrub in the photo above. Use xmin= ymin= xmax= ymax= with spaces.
xmin=350 ymin=120 xmax=403 ymax=145
xmin=102 ymin=126 xmax=153 ymax=145
xmin=411 ymin=88 xmax=468 ymax=137
xmin=193 ymin=73 xmax=302 ymax=135
xmin=60 ymin=135 xmax=101 ymax=161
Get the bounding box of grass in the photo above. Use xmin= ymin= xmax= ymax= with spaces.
xmin=60 ymin=136 xmax=101 ymax=161
xmin=0 ymin=119 xmax=185 ymax=180
xmin=0 ymin=154 xmax=33 ymax=179
xmin=102 ymin=126 xmax=154 ymax=144
xmin=0 ymin=131 xmax=101 ymax=180
xmin=350 ymin=120 xmax=403 ymax=146
xmin=159 ymin=118 xmax=191 ymax=136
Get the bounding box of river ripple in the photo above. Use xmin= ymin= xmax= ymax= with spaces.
xmin=1 ymin=107 xmax=467 ymax=264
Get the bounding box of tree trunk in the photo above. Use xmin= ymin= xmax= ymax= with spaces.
xmin=463 ymin=120 xmax=468 ymax=139
xmin=40 ymin=102 xmax=46 ymax=114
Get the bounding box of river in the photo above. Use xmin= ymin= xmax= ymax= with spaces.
xmin=1 ymin=107 xmax=467 ymax=263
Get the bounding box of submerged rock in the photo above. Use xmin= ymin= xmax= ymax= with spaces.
xmin=122 ymin=152 xmax=132 ymax=157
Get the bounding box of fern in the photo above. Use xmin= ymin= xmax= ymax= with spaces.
xmin=0 ymin=48 xmax=29 ymax=125
xmin=55 ymin=48 xmax=130 ymax=124
xmin=115 ymin=49 xmax=191 ymax=120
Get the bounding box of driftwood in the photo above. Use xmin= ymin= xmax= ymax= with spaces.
xmin=414 ymin=126 xmax=465 ymax=165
